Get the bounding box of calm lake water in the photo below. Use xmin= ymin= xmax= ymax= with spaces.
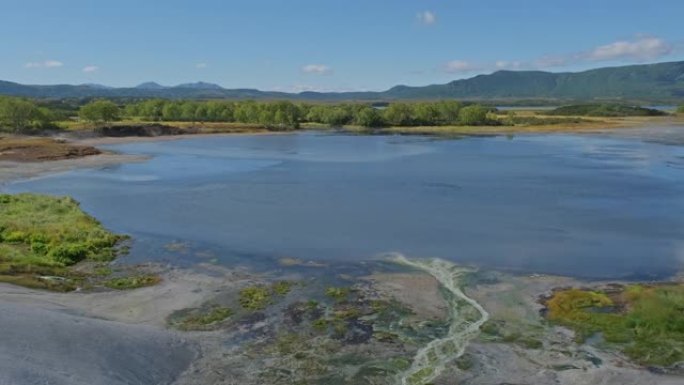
xmin=5 ymin=131 xmax=684 ymax=279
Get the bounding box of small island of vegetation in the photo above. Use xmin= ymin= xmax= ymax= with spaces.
xmin=0 ymin=193 xmax=156 ymax=291
xmin=545 ymin=103 xmax=667 ymax=117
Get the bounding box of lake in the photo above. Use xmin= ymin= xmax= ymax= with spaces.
xmin=4 ymin=131 xmax=684 ymax=279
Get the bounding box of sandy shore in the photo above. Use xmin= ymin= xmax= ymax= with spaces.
xmin=1 ymin=261 xmax=681 ymax=385
xmin=0 ymin=131 xmax=291 ymax=185
xmin=71 ymin=130 xmax=289 ymax=146
xmin=0 ymin=152 xmax=148 ymax=185
xmin=0 ymin=264 xmax=257 ymax=385
xmin=0 ymin=264 xmax=250 ymax=326
xmin=0 ymin=301 xmax=196 ymax=385
xmin=3 ymin=121 xmax=683 ymax=186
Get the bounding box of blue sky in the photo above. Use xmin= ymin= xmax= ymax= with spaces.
xmin=2 ymin=0 xmax=683 ymax=91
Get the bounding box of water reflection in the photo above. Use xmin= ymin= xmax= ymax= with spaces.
xmin=5 ymin=132 xmax=684 ymax=279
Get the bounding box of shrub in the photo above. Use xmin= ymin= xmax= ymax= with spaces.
xmin=458 ymin=105 xmax=490 ymax=125
xmin=546 ymin=104 xmax=667 ymax=117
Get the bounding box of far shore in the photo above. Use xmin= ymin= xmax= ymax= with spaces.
xmin=0 ymin=152 xmax=148 ymax=185
xmin=72 ymin=129 xmax=291 ymax=146
xmin=1 ymin=114 xmax=683 ymax=185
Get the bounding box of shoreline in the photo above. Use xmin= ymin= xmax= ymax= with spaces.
xmin=2 ymin=122 xmax=683 ymax=384
xmin=0 ymin=131 xmax=293 ymax=185
xmin=71 ymin=129 xmax=292 ymax=146
xmin=0 ymin=152 xmax=148 ymax=185
xmin=1 ymin=259 xmax=681 ymax=385
xmin=3 ymin=117 xmax=683 ymax=186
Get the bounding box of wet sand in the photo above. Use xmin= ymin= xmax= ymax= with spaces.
xmin=0 ymin=152 xmax=148 ymax=185
xmin=0 ymin=131 xmax=290 ymax=185
xmin=0 ymin=264 xmax=255 ymax=385
xmin=1 ymin=261 xmax=682 ymax=385
xmin=0 ymin=301 xmax=196 ymax=385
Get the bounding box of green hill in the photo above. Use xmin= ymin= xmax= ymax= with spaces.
xmin=384 ymin=61 xmax=684 ymax=101
xmin=1 ymin=61 xmax=683 ymax=102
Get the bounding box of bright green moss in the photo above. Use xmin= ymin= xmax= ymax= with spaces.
xmin=103 ymin=274 xmax=161 ymax=290
xmin=239 ymin=280 xmax=296 ymax=311
xmin=0 ymin=194 xmax=126 ymax=290
xmin=546 ymin=285 xmax=684 ymax=367
xmin=173 ymin=306 xmax=233 ymax=331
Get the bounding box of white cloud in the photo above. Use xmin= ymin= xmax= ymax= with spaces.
xmin=302 ymin=64 xmax=332 ymax=75
xmin=443 ymin=35 xmax=676 ymax=76
xmin=82 ymin=65 xmax=99 ymax=73
xmin=196 ymin=62 xmax=208 ymax=69
xmin=495 ymin=61 xmax=509 ymax=69
xmin=416 ymin=11 xmax=436 ymax=25
xmin=290 ymin=84 xmax=325 ymax=92
xmin=24 ymin=60 xmax=63 ymax=69
xmin=444 ymin=60 xmax=478 ymax=73
xmin=495 ymin=60 xmax=523 ymax=70
xmin=43 ymin=60 xmax=63 ymax=68
xmin=585 ymin=36 xmax=672 ymax=61
xmin=534 ymin=55 xmax=569 ymax=68
xmin=270 ymin=84 xmax=371 ymax=93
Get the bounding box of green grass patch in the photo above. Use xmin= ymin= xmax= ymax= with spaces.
xmin=272 ymin=280 xmax=295 ymax=296
xmin=0 ymin=193 xmax=126 ymax=290
xmin=325 ymin=287 xmax=350 ymax=302
xmin=239 ymin=280 xmax=296 ymax=311
xmin=545 ymin=284 xmax=684 ymax=367
xmin=172 ymin=305 xmax=233 ymax=331
xmin=545 ymin=104 xmax=667 ymax=117
xmin=103 ymin=274 xmax=161 ymax=290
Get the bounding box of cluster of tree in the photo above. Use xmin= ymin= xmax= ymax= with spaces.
xmin=545 ymin=104 xmax=667 ymax=117
xmin=1 ymin=98 xmax=497 ymax=132
xmin=677 ymin=105 xmax=684 ymax=114
xmin=79 ymin=100 xmax=121 ymax=123
xmin=303 ymin=101 xmax=491 ymax=127
xmin=0 ymin=97 xmax=55 ymax=133
xmin=293 ymin=101 xmax=495 ymax=127
xmin=117 ymin=99 xmax=495 ymax=128
xmin=122 ymin=99 xmax=301 ymax=129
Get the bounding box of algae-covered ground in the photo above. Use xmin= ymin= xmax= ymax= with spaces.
xmin=167 ymin=272 xmax=448 ymax=385
xmin=171 ymin=265 xmax=684 ymax=385
xmin=1 ymin=244 xmax=683 ymax=385
xmin=545 ymin=284 xmax=684 ymax=367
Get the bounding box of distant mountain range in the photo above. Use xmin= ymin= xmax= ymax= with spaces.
xmin=1 ymin=61 xmax=683 ymax=102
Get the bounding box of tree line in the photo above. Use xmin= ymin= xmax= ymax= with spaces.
xmin=0 ymin=96 xmax=535 ymax=133
xmin=1 ymin=96 xmax=682 ymax=134
xmin=77 ymin=99 xmax=496 ymax=129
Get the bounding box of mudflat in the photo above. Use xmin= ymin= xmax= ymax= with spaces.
xmin=0 ymin=136 xmax=100 ymax=162
xmin=0 ymin=300 xmax=196 ymax=385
